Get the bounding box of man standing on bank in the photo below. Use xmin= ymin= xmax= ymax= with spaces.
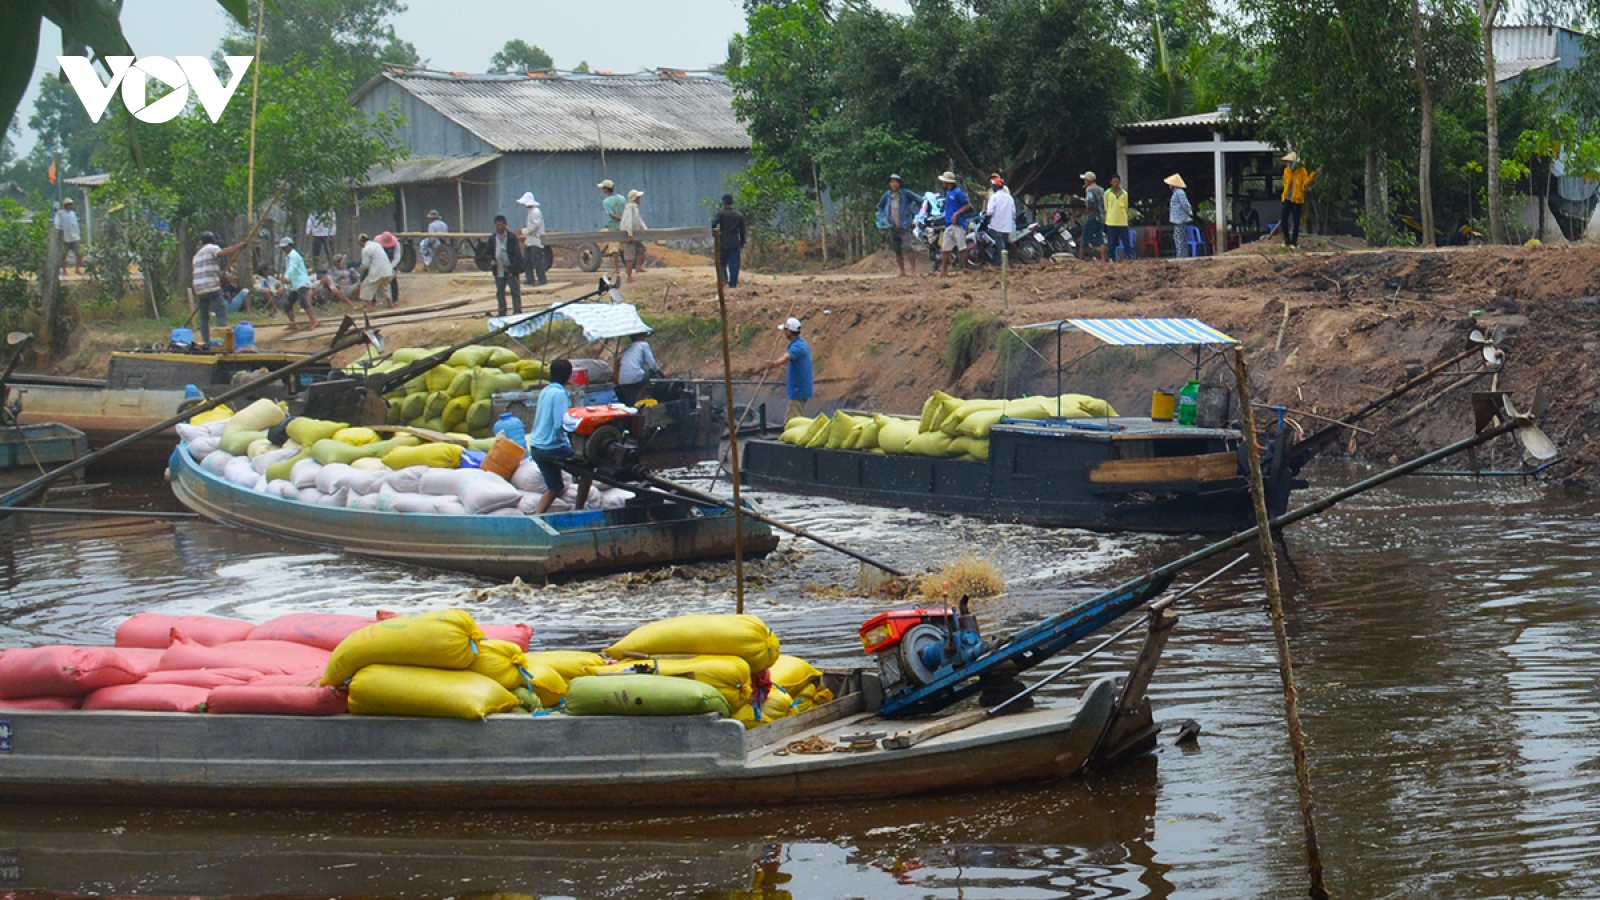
xmin=488 ymin=214 xmax=525 ymax=316
xmin=1280 ymin=152 xmax=1318 ymax=249
xmin=711 ymin=194 xmax=746 ymax=287
xmin=877 ymin=174 xmax=920 ymax=277
xmin=764 ymin=316 xmax=813 ymax=422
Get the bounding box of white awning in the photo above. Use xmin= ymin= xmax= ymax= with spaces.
xmin=489 ymin=302 xmax=651 ymax=341
xmin=1018 ymin=317 xmax=1237 ymax=346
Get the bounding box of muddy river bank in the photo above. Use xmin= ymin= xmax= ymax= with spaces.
xmin=1 ymin=464 xmax=1596 ymax=899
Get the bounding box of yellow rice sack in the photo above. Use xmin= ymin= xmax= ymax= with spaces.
xmin=875 ymin=415 xmax=918 ymax=454
xmin=596 ymin=654 xmax=752 ymax=710
xmin=321 ymin=609 xmax=485 ymax=686
xmin=219 ymin=429 xmax=266 ymax=456
xmin=446 ymin=369 xmax=474 ymax=399
xmin=942 ymin=398 xmax=1005 ymax=436
xmin=310 ymin=434 xmax=419 ymax=466
xmin=825 ymin=412 xmax=862 ymax=449
xmin=794 ymin=683 xmax=834 ymax=712
xmin=957 ymin=408 xmax=1007 ymax=439
xmin=508 ymin=359 xmax=545 ymax=382
xmin=189 ymin=404 xmax=235 ymax=426
xmin=473 ymin=370 xmax=523 ymax=402
xmin=466 ymin=640 xmax=566 ymax=706
xmin=919 ymin=390 xmax=961 ymax=434
xmin=906 ymin=430 xmax=955 ymax=457
xmin=423 ymin=391 xmax=450 ymax=420
xmin=485 ymin=347 xmax=520 ymax=368
xmin=605 ymin=614 xmax=780 ymax=673
xmin=347 ymin=664 xmax=519 ymax=719
xmin=222 ymin=397 xmax=283 ymax=435
xmin=382 ymin=442 xmax=463 ymax=470
xmin=400 ymin=393 xmax=427 ymax=422
xmin=768 ymin=655 xmax=822 ymax=696
xmin=265 ymin=450 xmax=309 ymax=482
xmin=1064 ymin=394 xmax=1117 ymax=417
xmin=246 ymin=438 xmax=273 ymax=459
xmin=447 ymin=346 xmax=492 ymax=369
xmin=732 ymin=686 xmax=797 ymax=728
xmin=802 ymin=414 xmax=831 ymax=448
xmin=846 ymin=418 xmax=880 ymax=451
xmin=525 ymin=650 xmax=607 ymax=682
xmin=441 ymin=395 xmax=473 ymax=433
xmin=948 ymin=435 xmax=989 ymax=461
xmin=333 ymin=427 xmax=379 ymax=446
xmin=285 ymin=417 xmax=346 ymax=447
xmin=424 ymin=363 xmax=460 ymax=394
xmin=466 ymin=399 xmax=494 ymax=433
xmin=779 ymin=416 xmax=814 ymax=445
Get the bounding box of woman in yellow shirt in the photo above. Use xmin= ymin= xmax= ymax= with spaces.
xmin=1280 ymin=152 xmax=1318 ymax=248
xmin=1104 ymin=174 xmax=1132 ymax=260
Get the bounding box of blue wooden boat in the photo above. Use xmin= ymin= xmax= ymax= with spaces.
xmin=167 ymin=446 xmax=778 ymax=580
xmin=0 ymin=422 xmax=87 ymax=471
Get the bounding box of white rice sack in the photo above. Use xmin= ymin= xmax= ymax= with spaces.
xmin=315 ymin=463 xmax=355 ymax=494
xmin=315 ymin=487 xmax=351 ymax=507
xmin=434 ymin=498 xmax=467 ymax=515
xmin=252 ymin=445 xmax=299 ymax=475
xmin=516 ymin=492 xmax=542 ymax=515
xmin=297 ymin=487 xmax=324 ymax=504
xmin=189 ymin=436 xmax=222 ymax=462
xmin=584 ymin=489 xmax=604 ymax=510
xmin=263 ymin=479 xmax=293 ymax=499
xmin=335 ymin=468 xmax=384 ymax=496
xmin=350 ymin=457 xmax=388 ymax=472
xmin=377 ymin=492 xmax=436 ymax=514
xmin=419 ymin=468 xmax=476 ymax=497
xmin=510 ymin=459 xmax=545 ymax=493
xmin=246 ymin=438 xmax=273 ymax=460
xmin=460 ymin=476 xmax=521 ymax=514
xmin=200 ymin=449 xmax=234 ymax=475
xmin=290 ymin=458 xmax=324 ymax=490
xmin=487 ymin=507 xmax=521 ymax=516
xmin=379 ymin=465 xmax=428 ymax=493
xmin=176 ymin=423 xmax=207 ymax=444
xmin=250 ymin=474 xmax=268 ymax=492
xmin=354 ymin=493 xmax=381 ymax=511
xmin=600 ymin=488 xmax=635 ymax=510
xmin=224 ymin=457 xmax=257 ymax=486
xmin=203 ymin=420 xmax=228 ymax=437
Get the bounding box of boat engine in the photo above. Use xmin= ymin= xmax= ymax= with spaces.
xmin=859 ymin=599 xmax=987 ymax=696
xmin=567 ymin=403 xmax=652 ymax=481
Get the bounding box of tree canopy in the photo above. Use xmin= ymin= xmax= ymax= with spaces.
xmin=489 ymin=40 xmax=555 ymax=73
xmin=220 ymin=0 xmax=420 ymax=90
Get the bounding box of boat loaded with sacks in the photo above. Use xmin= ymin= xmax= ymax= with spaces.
xmin=168 ymin=397 xmax=776 ymax=579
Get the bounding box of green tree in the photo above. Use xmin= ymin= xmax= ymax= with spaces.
xmin=725 ymin=0 xmax=836 ymax=187
xmin=27 ymin=77 xmax=103 ymax=183
xmin=572 ymin=61 xmax=592 ymax=74
xmin=489 ymin=39 xmax=554 ymax=73
xmin=220 ymin=0 xmax=420 ymax=90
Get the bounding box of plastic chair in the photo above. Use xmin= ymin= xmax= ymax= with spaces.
xmin=1184 ymin=225 xmax=1207 ymax=257
xmin=1112 ymin=228 xmax=1136 ymax=260
xmin=1139 ymin=227 xmax=1161 ymax=259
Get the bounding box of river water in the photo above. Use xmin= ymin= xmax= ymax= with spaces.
xmin=1 ymin=464 xmax=1596 ymax=899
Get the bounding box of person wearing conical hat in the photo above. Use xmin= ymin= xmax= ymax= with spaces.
xmin=1279 ymin=151 xmax=1318 ymax=249
xmin=1165 ymin=173 xmax=1194 ymax=258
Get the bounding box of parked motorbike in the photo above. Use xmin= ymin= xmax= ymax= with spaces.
xmin=965 ymin=212 xmax=1004 ymax=267
xmin=1038 ymin=206 xmax=1079 ymax=256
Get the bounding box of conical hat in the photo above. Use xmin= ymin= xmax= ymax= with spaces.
xmin=1164 ymin=173 xmax=1187 ymax=188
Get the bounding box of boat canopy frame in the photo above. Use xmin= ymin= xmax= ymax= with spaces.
xmin=1014 ymin=318 xmax=1239 ymax=409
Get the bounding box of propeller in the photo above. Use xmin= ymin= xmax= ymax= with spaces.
xmin=1469 ymin=324 xmax=1506 ymax=367
xmin=1499 ymin=392 xmax=1558 ymax=461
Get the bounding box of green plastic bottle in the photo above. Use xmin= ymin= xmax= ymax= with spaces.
xmin=1176 ymin=380 xmax=1201 ymax=426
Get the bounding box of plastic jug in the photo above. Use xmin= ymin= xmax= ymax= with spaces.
xmin=1176 ymin=380 xmax=1201 ymax=426
xmin=233 ymin=321 xmax=256 ymax=351
xmin=493 ymin=412 xmax=527 ymax=448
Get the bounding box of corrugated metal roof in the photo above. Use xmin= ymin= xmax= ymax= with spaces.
xmin=64 ymin=173 xmax=110 ymax=186
xmin=1495 ymin=57 xmax=1559 ymax=83
xmin=364 ymin=155 xmax=500 ymax=186
xmin=1120 ymin=110 xmax=1245 ymax=132
xmin=366 ymin=72 xmax=750 ymax=153
xmin=1019 ymin=318 xmax=1237 ymax=346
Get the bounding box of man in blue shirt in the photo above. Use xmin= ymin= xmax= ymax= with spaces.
xmin=529 ymin=359 xmax=593 ymax=514
xmin=937 ymin=171 xmax=973 ymax=277
xmin=764 ymin=317 xmax=813 ymax=422
xmin=277 ymin=237 xmax=319 ymax=331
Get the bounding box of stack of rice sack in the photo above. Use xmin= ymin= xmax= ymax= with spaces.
xmin=345 ymin=345 xmax=546 ymax=438
xmin=778 ymin=390 xmax=1117 ymax=462
xmin=179 ymin=397 xmax=634 ymax=516
xmin=0 ymin=609 xmax=533 ymax=715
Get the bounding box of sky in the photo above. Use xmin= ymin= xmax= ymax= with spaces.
xmin=12 ymin=0 xmax=911 ymax=157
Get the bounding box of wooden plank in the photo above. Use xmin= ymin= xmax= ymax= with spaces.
xmin=1089 ymin=451 xmax=1238 ymax=484
xmin=880 ymin=708 xmax=990 ymax=751
xmin=744 ymin=691 xmax=865 ymax=753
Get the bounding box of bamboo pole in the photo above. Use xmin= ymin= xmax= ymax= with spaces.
xmin=245 ymin=0 xmax=265 ymax=223
xmin=713 ymin=225 xmax=746 ymax=612
xmin=1233 ymin=346 xmax=1331 ymax=900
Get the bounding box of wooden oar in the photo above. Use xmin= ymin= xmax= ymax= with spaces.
xmin=0 ymin=323 xmax=371 ymax=511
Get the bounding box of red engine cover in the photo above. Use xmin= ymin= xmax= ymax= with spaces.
xmin=565 ymin=403 xmax=635 ymax=436
xmin=859 ymin=608 xmax=954 ymax=654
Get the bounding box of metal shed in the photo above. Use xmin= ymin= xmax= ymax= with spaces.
xmin=345 ymin=69 xmax=751 ymax=249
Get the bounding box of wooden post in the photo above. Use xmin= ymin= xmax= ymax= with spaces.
xmin=1000 ymin=247 xmax=1009 ymax=313
xmin=1232 ymin=346 xmax=1332 ymax=900
xmin=38 ymin=227 xmax=63 ymax=363
xmin=813 ymin=163 xmax=827 ymax=266
xmin=456 ymin=178 xmax=465 ymax=232
xmin=713 ymin=225 xmax=746 ymax=612
xmin=245 ymin=0 xmax=265 ymax=234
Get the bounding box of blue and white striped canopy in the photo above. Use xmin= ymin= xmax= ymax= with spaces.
xmin=1020 ymin=317 xmax=1236 ymax=346
xmin=489 ymin=303 xmax=652 ymax=342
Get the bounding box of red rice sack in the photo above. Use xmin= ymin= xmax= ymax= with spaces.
xmin=377 ymin=609 xmax=532 ymax=651
xmin=0 ymin=695 xmax=80 ymax=710
xmin=115 ymin=613 xmax=255 ymax=649
xmin=208 ymin=684 xmax=348 ymax=716
xmin=0 ymin=646 xmax=154 ymax=698
xmin=245 ymin=613 xmax=376 ymax=651
xmin=140 ymin=667 xmax=260 ymax=689
xmin=157 ymin=637 xmax=331 ymax=676
xmin=82 ymin=683 xmax=210 ymax=713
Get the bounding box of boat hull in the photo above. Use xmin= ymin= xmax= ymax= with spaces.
xmin=0 ymin=422 xmax=87 ymax=470
xmin=169 ymin=446 xmax=777 ymax=579
xmin=14 ymin=384 xmax=184 ymax=468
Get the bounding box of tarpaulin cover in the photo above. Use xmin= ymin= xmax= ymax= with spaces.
xmin=489 ymin=303 xmax=651 ymax=341
xmin=1020 ymin=317 xmax=1237 ymax=346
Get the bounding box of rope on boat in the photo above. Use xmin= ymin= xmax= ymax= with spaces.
xmin=1233 ymin=348 xmax=1332 ymax=900
xmin=772 ymin=735 xmax=837 ymax=756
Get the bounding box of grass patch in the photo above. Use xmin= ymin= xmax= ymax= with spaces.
xmin=942 ymin=309 xmax=1004 ymax=380
xmin=918 ymin=553 xmax=1004 ymax=602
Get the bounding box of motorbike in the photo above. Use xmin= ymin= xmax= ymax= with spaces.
xmin=1013 ymin=213 xmax=1046 ymax=264
xmin=1038 ymin=206 xmax=1079 ymax=257
xmin=965 ymin=212 xmax=1004 ymax=267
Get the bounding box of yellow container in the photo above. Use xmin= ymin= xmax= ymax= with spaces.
xmin=1151 ymin=390 xmax=1176 ymax=421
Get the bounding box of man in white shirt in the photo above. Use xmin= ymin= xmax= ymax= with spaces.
xmin=985 ymin=175 xmax=1016 ymax=255
xmin=616 ymin=336 xmax=661 ymax=405
xmin=305 ymin=211 xmax=336 ymax=265
xmin=421 ymin=210 xmax=449 ymax=268
xmin=53 ymin=198 xmax=83 ymax=274
xmin=356 ymin=233 xmax=394 ymax=308
xmin=517 ymin=192 xmax=548 ymax=287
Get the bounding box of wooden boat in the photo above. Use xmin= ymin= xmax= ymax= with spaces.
xmin=167 ymin=444 xmax=778 ymax=580
xmin=13 ymin=350 xmax=330 ymax=466
xmin=0 ymin=422 xmax=87 ymax=471
xmin=0 ymin=605 xmax=1172 ymax=810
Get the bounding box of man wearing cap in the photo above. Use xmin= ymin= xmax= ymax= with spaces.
xmin=278 ymin=236 xmax=319 ymax=331
xmin=598 ymin=179 xmax=625 ymax=276
xmin=937 ymin=171 xmax=973 ymax=277
xmin=53 ymin=198 xmax=82 ymax=274
xmin=764 ymin=317 xmax=813 ymax=422
xmin=712 ymin=194 xmax=746 ymax=287
xmin=1280 ymin=152 xmax=1318 ymax=249
xmin=487 ymin=214 xmax=526 ymax=316
xmin=421 ymin=209 xmax=449 ymax=269
xmin=1080 ymin=172 xmax=1107 ymax=261
xmin=1165 ymin=174 xmax=1194 ymax=258
xmin=877 ymin=174 xmax=920 ymax=277
xmin=517 ymin=192 xmax=548 ymax=286
xmin=191 ymin=231 xmax=248 ymax=349
xmin=620 ymin=189 xmax=647 ymax=282
xmin=985 ymin=174 xmax=1016 ymax=260
xmin=356 ymin=232 xmax=394 ymax=308
xmin=305 ymin=211 xmax=336 ymax=266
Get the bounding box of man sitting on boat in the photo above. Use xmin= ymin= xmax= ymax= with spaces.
xmin=530 ymin=359 xmax=594 ymax=515
xmin=616 ymin=336 xmax=663 ymax=406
